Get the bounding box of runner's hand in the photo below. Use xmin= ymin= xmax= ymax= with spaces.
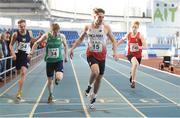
xmin=27 ymin=54 xmax=32 ymax=61
xmin=70 ymin=49 xmax=74 ymax=59
xmin=27 ymin=52 xmax=33 ymax=60
xmin=113 ymin=53 xmax=118 ymax=61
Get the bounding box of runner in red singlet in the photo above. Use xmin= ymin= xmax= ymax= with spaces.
xmin=70 ymin=8 xmax=118 ymax=109
xmin=117 ymin=21 xmax=147 ymax=88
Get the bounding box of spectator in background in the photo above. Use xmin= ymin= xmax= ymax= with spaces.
xmin=5 ymin=31 xmax=11 ymax=53
xmin=1 ymin=32 xmax=9 ymax=58
xmin=5 ymin=31 xmax=11 ymax=74
xmin=0 ymin=32 xmax=9 ymax=78
xmin=0 ymin=33 xmax=4 ymax=81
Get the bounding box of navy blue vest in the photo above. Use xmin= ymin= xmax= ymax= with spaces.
xmin=16 ymin=30 xmax=31 ymax=43
xmin=16 ymin=30 xmax=31 ymax=53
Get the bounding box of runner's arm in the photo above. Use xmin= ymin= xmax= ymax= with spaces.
xmin=70 ymin=26 xmax=88 ymax=50
xmin=117 ymin=33 xmax=128 ymax=46
xmin=9 ymin=32 xmax=17 ymax=58
xmin=69 ymin=26 xmax=88 ymax=59
xmin=30 ymin=33 xmax=48 ymax=55
xmin=61 ymin=34 xmax=68 ymax=60
xmin=140 ymin=34 xmax=147 ymax=49
xmin=106 ymin=25 xmax=117 ymax=57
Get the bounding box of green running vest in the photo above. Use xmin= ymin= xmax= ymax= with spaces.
xmin=44 ymin=32 xmax=63 ymax=62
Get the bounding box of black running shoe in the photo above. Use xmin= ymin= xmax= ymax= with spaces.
xmin=90 ymin=98 xmax=96 ymax=104
xmin=85 ymin=86 xmax=92 ymax=96
xmin=129 ymin=76 xmax=132 ymax=83
xmin=89 ymin=98 xmax=96 ymax=109
xmin=131 ymin=81 xmax=135 ymax=88
xmin=55 ymin=79 xmax=59 ymax=85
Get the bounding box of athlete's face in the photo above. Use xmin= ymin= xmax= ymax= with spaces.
xmin=132 ymin=24 xmax=139 ymax=34
xmin=52 ymin=30 xmax=58 ymax=36
xmin=94 ymin=12 xmax=104 ymax=26
xmin=18 ymin=22 xmax=26 ymax=33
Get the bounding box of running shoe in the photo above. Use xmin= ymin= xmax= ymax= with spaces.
xmin=84 ymin=85 xmax=92 ymax=97
xmin=16 ymin=91 xmax=22 ymax=100
xmin=129 ymin=76 xmax=132 ymax=83
xmin=89 ymin=98 xmax=96 ymax=109
xmin=55 ymin=79 xmax=59 ymax=85
xmin=131 ymin=81 xmax=135 ymax=88
xmin=48 ymin=94 xmax=54 ymax=103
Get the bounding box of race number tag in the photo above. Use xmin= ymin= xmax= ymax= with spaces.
xmin=18 ymin=42 xmax=29 ymax=51
xmin=130 ymin=43 xmax=139 ymax=52
xmin=90 ymin=39 xmax=102 ymax=52
xmin=48 ymin=48 xmax=59 ymax=58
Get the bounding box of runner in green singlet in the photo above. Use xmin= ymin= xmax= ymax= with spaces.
xmin=29 ymin=23 xmax=68 ymax=103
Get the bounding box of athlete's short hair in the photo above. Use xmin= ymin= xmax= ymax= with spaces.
xmin=51 ymin=23 xmax=60 ymax=31
xmin=93 ymin=8 xmax=105 ymax=14
xmin=133 ymin=21 xmax=140 ymax=26
xmin=18 ymin=19 xmax=26 ymax=24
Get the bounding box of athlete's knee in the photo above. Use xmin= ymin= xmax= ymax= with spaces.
xmin=48 ymin=77 xmax=53 ymax=84
xmin=133 ymin=62 xmax=138 ymax=68
xmin=21 ymin=70 xmax=26 ymax=77
xmin=56 ymin=72 xmax=63 ymax=80
xmin=91 ymin=70 xmax=99 ymax=77
xmin=132 ymin=60 xmax=138 ymax=68
xmin=21 ymin=67 xmax=27 ymax=77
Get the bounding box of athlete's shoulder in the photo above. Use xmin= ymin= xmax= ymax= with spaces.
xmin=12 ymin=31 xmax=18 ymax=39
xmin=28 ymin=30 xmax=34 ymax=38
xmin=84 ymin=24 xmax=91 ymax=31
xmin=139 ymin=32 xmax=144 ymax=39
xmin=59 ymin=33 xmax=66 ymax=38
xmin=103 ymin=23 xmax=110 ymax=28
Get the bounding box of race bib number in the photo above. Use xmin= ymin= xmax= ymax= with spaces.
xmin=130 ymin=43 xmax=139 ymax=52
xmin=48 ymin=48 xmax=59 ymax=58
xmin=18 ymin=42 xmax=29 ymax=51
xmin=90 ymin=39 xmax=102 ymax=52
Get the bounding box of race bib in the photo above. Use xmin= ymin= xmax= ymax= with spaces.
xmin=90 ymin=39 xmax=102 ymax=52
xmin=18 ymin=42 xmax=29 ymax=51
xmin=130 ymin=43 xmax=139 ymax=52
xmin=48 ymin=48 xmax=59 ymax=58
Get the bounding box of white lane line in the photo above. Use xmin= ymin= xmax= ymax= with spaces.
xmin=0 ymin=104 xmax=178 ymax=117
xmin=106 ymin=64 xmax=180 ymax=107
xmin=0 ymin=61 xmax=44 ymax=97
xmin=79 ymin=53 xmax=147 ymax=117
xmin=108 ymin=55 xmax=180 ymax=88
xmin=29 ymin=80 xmax=48 ymax=118
xmin=140 ymin=70 xmax=180 ymax=88
xmin=141 ymin=63 xmax=180 ymax=78
xmin=0 ymin=103 xmax=177 ymax=106
xmin=103 ymin=77 xmax=147 ymax=118
xmin=109 ymin=54 xmax=180 ymax=78
xmin=70 ymin=58 xmax=90 ymax=118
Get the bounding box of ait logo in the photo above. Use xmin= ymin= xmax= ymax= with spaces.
xmin=22 ymin=38 xmax=26 ymax=42
xmin=154 ymin=1 xmax=178 ymax=22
